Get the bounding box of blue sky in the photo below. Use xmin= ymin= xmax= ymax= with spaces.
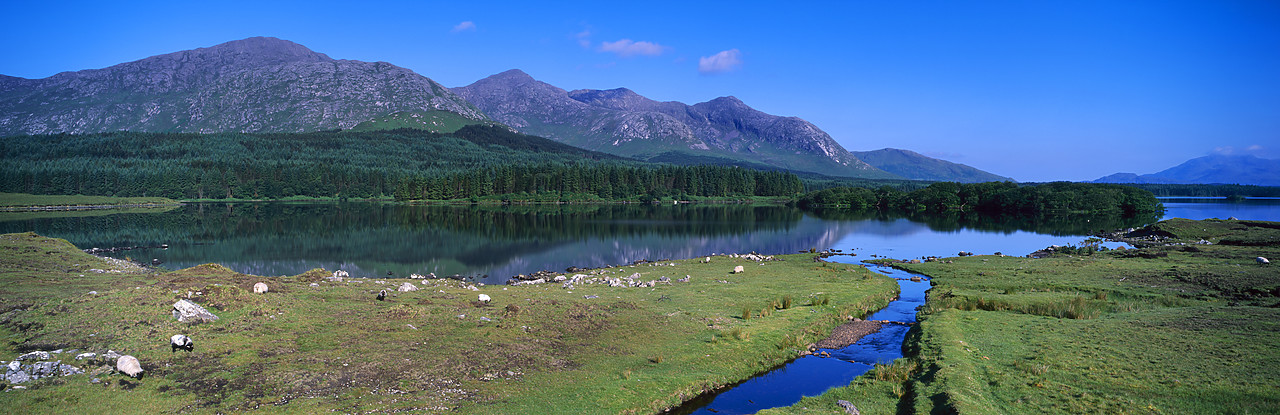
xmin=3 ymin=0 xmax=1277 ymax=182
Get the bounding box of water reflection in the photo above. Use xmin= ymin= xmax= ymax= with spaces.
xmin=0 ymin=203 xmax=1159 ymax=283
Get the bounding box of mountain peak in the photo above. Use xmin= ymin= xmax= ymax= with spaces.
xmin=171 ymin=36 xmax=332 ymax=68
xmin=491 ymin=69 xmax=535 ymax=81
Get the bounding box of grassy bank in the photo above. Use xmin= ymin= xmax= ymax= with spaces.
xmin=0 ymin=193 xmax=179 ymax=209
xmin=766 ymin=218 xmax=1280 ymax=414
xmin=0 ymin=233 xmax=898 ymax=413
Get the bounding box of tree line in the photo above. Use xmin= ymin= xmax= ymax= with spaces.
xmin=796 ymin=181 xmax=1164 ymax=216
xmin=0 ymin=127 xmax=801 ymax=200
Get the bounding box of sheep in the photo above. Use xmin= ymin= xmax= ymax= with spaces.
xmin=1259 ymin=257 xmax=1271 ymax=265
xmin=116 ymin=355 xmax=144 ymax=378
xmin=377 ymin=289 xmax=387 ymax=301
xmin=478 ymin=294 xmax=491 ymax=303
xmin=253 ymin=282 xmax=269 ymax=293
xmin=170 ymin=334 xmax=194 ymax=353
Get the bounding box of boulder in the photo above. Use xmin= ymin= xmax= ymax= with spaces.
xmin=116 ymin=355 xmax=143 ymax=378
xmin=172 ymin=299 xmax=219 ymax=323
xmin=837 ymin=399 xmax=861 ymax=415
xmin=5 ymin=369 xmax=31 ymax=384
xmin=397 ymin=282 xmax=418 ymax=292
xmin=253 ymin=282 xmax=269 ymax=293
xmin=17 ymin=351 xmax=50 ymax=361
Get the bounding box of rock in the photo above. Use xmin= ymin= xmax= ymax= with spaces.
xmin=479 ymin=317 xmax=492 ymax=322
xmin=59 ymin=363 xmax=84 ymax=376
xmin=6 ymin=369 xmax=31 ymax=384
xmin=17 ymin=351 xmax=50 ymax=361
xmin=397 ymin=282 xmax=418 ymax=292
xmin=478 ymin=294 xmax=491 ymax=303
xmin=910 ymin=276 xmax=923 ymax=282
xmin=958 ymin=251 xmax=974 ymax=257
xmin=87 ymin=290 xmax=98 ymax=295
xmin=253 ymin=282 xmax=269 ymax=293
xmin=409 ymin=273 xmax=426 ymax=279
xmin=75 ymin=352 xmax=96 ymax=361
xmin=677 ymin=275 xmax=691 ymax=282
xmin=309 ymin=282 xmax=319 ymax=287
xmin=908 ymin=259 xmax=921 ymax=264
xmin=6 ymin=360 xmax=21 ymax=372
xmin=325 ymin=276 xmax=344 ymax=282
xmin=172 ymin=299 xmax=219 ymax=323
xmin=29 ymin=361 xmax=59 ymax=377
xmin=332 ymin=270 xmax=349 ymax=278
xmin=151 ymin=258 xmax=162 ymax=265
xmin=553 ymin=275 xmax=567 ymax=282
xmin=837 ymin=399 xmax=861 ymax=415
xmin=732 ymin=265 xmax=745 ymax=274
xmin=171 ymin=334 xmax=194 ymax=352
xmin=583 ymin=295 xmax=599 ymax=299
xmin=116 ymin=355 xmax=144 ymax=378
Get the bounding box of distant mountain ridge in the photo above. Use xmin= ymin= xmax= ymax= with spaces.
xmin=0 ymin=37 xmax=1015 ymax=183
xmin=0 ymin=37 xmax=485 ymax=135
xmin=452 ymin=69 xmax=897 ymax=179
xmin=852 ymin=148 xmax=1014 ymax=183
xmin=1093 ymin=154 xmax=1280 ymax=186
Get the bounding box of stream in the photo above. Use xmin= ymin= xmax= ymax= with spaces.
xmin=670 ymin=263 xmax=930 ymax=415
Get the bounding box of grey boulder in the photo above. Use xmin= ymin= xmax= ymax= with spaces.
xmin=173 ymin=299 xmax=219 ymax=323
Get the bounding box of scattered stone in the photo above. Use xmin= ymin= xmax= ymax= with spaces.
xmin=479 ymin=317 xmax=492 ymax=322
xmin=910 ymin=276 xmax=923 ymax=282
xmin=253 ymin=282 xmax=269 ymax=293
xmin=409 ymin=273 xmax=426 ymax=279
xmin=583 ymin=295 xmax=599 ymax=299
xmin=908 ymin=259 xmax=921 ymax=264
xmin=17 ymin=351 xmax=49 ymax=361
xmin=553 ymin=275 xmax=566 ymax=282
xmin=837 ymin=399 xmax=861 ymax=415
xmin=116 ymin=355 xmax=143 ymax=378
xmin=170 ymin=334 xmax=194 ymax=352
xmin=172 ymin=299 xmax=219 ymax=323
xmin=398 ymin=282 xmax=418 ymax=292
xmin=677 ymin=275 xmax=691 ymax=283
xmin=815 ymin=320 xmax=885 ymax=349
xmin=6 ymin=369 xmax=31 ymax=384
xmin=75 ymin=352 xmax=96 ymax=360
xmin=309 ymin=282 xmax=319 ymax=287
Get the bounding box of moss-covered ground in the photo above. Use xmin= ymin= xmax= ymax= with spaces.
xmin=0 ymin=232 xmax=897 ymax=414
xmin=766 ymin=218 xmax=1280 ymax=414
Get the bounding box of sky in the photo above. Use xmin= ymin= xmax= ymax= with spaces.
xmin=2 ymin=0 xmax=1278 ymax=182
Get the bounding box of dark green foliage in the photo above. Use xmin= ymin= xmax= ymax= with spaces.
xmin=0 ymin=128 xmax=803 ymax=200
xmin=1117 ymin=183 xmax=1280 ymax=197
xmin=797 ymin=181 xmax=1163 ymax=216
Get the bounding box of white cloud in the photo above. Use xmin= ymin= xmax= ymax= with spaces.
xmin=451 ymin=21 xmax=476 ymax=33
xmin=600 ymin=39 xmax=666 ymax=57
xmin=698 ymin=49 xmax=743 ymax=74
xmin=576 ymin=30 xmax=591 ymax=48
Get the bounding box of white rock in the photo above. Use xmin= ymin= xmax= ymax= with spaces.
xmin=398 ymin=282 xmax=418 ymax=292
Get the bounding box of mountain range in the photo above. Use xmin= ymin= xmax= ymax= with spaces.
xmin=1093 ymin=154 xmax=1280 ymax=186
xmin=0 ymin=36 xmax=1010 ymax=182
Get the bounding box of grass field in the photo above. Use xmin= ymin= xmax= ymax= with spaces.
xmin=0 ymin=233 xmax=898 ymax=413
xmin=765 ymin=218 xmax=1280 ymax=414
xmin=0 ymin=193 xmax=179 ymax=208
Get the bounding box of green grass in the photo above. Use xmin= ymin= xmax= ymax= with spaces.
xmin=0 ymin=193 xmax=179 ymax=208
xmin=0 ymin=233 xmax=898 ymax=414
xmin=768 ymin=218 xmax=1280 ymax=414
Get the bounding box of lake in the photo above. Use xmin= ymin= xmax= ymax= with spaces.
xmin=0 ymin=198 xmax=1274 ymax=285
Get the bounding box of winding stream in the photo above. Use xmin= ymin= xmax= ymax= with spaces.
xmin=670 ymin=263 xmax=930 ymax=415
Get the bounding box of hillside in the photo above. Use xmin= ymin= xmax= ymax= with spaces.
xmin=453 ymin=70 xmax=898 ymax=179
xmin=0 ymin=37 xmax=487 ymax=136
xmin=852 ymin=148 xmax=1013 ymax=183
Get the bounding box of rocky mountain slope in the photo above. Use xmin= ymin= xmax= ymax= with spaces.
xmin=0 ymin=37 xmax=486 ymax=135
xmin=453 ymin=70 xmax=897 ymax=178
xmin=1093 ymin=154 xmax=1280 ymax=186
xmin=852 ymin=148 xmax=1014 ymax=183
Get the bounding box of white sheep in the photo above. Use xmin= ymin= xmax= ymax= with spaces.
xmin=117 ymin=355 xmax=144 ymax=378
xmin=478 ymin=294 xmax=491 ymax=303
xmin=1259 ymin=257 xmax=1271 ymax=265
xmin=253 ymin=282 xmax=269 ymax=293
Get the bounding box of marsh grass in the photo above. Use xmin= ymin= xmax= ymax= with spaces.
xmin=770 ymin=219 xmax=1280 ymax=415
